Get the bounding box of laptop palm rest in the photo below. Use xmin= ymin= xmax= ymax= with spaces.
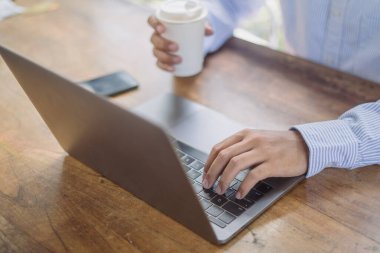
xmin=132 ymin=93 xmax=246 ymax=153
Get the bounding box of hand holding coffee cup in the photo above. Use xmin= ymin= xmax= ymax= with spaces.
xmin=148 ymin=0 xmax=213 ymax=76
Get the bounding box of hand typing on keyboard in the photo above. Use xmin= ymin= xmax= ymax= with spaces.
xmin=202 ymin=129 xmax=308 ymax=199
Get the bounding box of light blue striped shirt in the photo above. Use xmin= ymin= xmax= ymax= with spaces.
xmin=204 ymin=0 xmax=380 ymax=177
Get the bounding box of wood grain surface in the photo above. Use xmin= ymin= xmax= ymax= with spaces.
xmin=0 ymin=0 xmax=379 ymax=252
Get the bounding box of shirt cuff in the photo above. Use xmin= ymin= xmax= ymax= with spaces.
xmin=291 ymin=120 xmax=359 ymax=177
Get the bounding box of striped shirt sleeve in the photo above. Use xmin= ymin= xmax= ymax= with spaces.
xmin=292 ymin=100 xmax=380 ymax=177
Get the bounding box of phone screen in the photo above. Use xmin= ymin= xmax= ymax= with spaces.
xmin=79 ymin=71 xmax=139 ymax=96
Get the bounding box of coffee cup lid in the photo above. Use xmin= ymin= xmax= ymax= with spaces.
xmin=157 ymin=0 xmax=206 ymax=22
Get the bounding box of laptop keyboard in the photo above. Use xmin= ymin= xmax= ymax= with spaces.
xmin=175 ymin=146 xmax=273 ymax=229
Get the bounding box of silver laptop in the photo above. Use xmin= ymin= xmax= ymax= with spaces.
xmin=0 ymin=46 xmax=304 ymax=244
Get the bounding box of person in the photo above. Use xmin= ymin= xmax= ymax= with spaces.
xmin=147 ymin=0 xmax=380 ymax=200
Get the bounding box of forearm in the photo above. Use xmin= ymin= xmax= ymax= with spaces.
xmin=292 ymin=100 xmax=380 ymax=177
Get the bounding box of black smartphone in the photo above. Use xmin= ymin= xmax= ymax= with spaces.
xmin=79 ymin=71 xmax=139 ymax=97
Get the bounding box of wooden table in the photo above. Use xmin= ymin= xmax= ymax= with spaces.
xmin=1 ymin=0 xmax=380 ymax=252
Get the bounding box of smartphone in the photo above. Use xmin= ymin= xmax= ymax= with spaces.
xmin=79 ymin=71 xmax=139 ymax=97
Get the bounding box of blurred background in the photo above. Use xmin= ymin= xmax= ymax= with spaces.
xmin=131 ymin=0 xmax=287 ymax=52
xmin=0 ymin=0 xmax=286 ymax=53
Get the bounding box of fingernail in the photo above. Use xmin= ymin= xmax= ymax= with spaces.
xmin=202 ymin=178 xmax=209 ymax=189
xmin=215 ymin=184 xmax=222 ymax=195
xmin=173 ymin=57 xmax=181 ymax=64
xmin=236 ymin=192 xmax=242 ymax=199
xmin=169 ymin=43 xmax=178 ymax=51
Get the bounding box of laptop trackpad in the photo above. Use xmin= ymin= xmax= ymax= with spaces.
xmin=132 ymin=93 xmax=246 ymax=153
xmin=170 ymin=108 xmax=245 ymax=153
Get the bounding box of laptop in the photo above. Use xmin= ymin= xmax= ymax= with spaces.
xmin=0 ymin=46 xmax=304 ymax=244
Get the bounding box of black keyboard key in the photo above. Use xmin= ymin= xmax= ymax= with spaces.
xmin=195 ymin=175 xmax=203 ymax=184
xmin=206 ymin=205 xmax=223 ymax=217
xmin=181 ymin=155 xmax=195 ymax=165
xmin=190 ymin=160 xmax=204 ymax=171
xmin=199 ymin=189 xmax=216 ymax=200
xmin=183 ymin=165 xmax=191 ymax=173
xmin=208 ymin=215 xmax=226 ymax=228
xmin=224 ymin=188 xmax=236 ymax=198
xmin=211 ymin=195 xmax=228 ymax=206
xmin=219 ymin=212 xmax=236 ymax=224
xmin=230 ymin=179 xmax=238 ymax=187
xmin=211 ymin=183 xmax=218 ymax=192
xmin=223 ymin=201 xmax=245 ymax=216
xmin=229 ymin=196 xmax=255 ymax=209
xmin=192 ymin=182 xmax=203 ymax=194
xmin=187 ymin=170 xmax=201 ymax=180
xmin=255 ymin=181 xmax=273 ymax=193
xmin=235 ymin=170 xmax=248 ymax=181
xmin=199 ymin=199 xmax=212 ymax=209
xmin=232 ymin=180 xmax=242 ymax=191
xmin=176 ymin=149 xmax=186 ymax=158
xmin=213 ymin=178 xmax=220 ymax=188
xmin=246 ymin=189 xmax=264 ymax=201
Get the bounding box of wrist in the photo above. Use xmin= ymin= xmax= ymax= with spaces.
xmin=291 ymin=120 xmax=359 ymax=177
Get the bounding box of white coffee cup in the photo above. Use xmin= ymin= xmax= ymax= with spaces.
xmin=156 ymin=0 xmax=208 ymax=77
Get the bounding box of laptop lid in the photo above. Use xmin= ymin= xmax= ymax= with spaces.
xmin=0 ymin=46 xmax=218 ymax=243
